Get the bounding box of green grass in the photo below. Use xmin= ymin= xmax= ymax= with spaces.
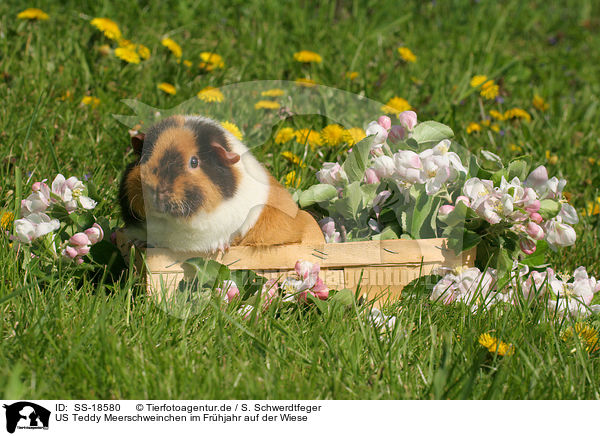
xmin=1 ymin=0 xmax=600 ymax=399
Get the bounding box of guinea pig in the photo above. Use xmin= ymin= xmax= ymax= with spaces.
xmin=119 ymin=115 xmax=324 ymax=252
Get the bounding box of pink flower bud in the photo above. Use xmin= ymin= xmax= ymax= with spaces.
xmin=525 ymin=199 xmax=541 ymax=213
xmin=76 ymin=257 xmax=84 ymax=265
xmin=76 ymin=245 xmax=90 ymax=256
xmin=455 ymin=196 xmax=471 ymax=207
xmin=398 ymin=111 xmax=417 ymax=131
xmin=70 ymin=232 xmax=90 ymax=246
xmin=84 ymin=223 xmax=104 ymax=244
xmin=388 ymin=125 xmax=406 ymax=143
xmin=530 ymin=212 xmax=543 ymax=224
xmin=64 ymin=246 xmax=78 ymax=259
xmin=377 ymin=115 xmax=392 ymax=130
xmin=438 ymin=205 xmax=455 ymax=216
xmin=363 ymin=168 xmax=380 ymax=184
xmin=526 ymin=221 xmax=544 ymax=240
xmin=32 ymin=182 xmax=42 ymax=192
xmin=520 ymin=238 xmax=537 ymax=255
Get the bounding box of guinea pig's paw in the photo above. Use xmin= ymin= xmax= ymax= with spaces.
xmin=131 ymin=238 xmax=148 ymax=249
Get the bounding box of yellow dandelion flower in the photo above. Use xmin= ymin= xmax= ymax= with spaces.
xmin=274 ymin=128 xmax=295 ymax=144
xmin=17 ymin=8 xmax=49 ymax=20
xmin=504 ymin=108 xmax=532 ymax=122
xmin=466 ymin=122 xmax=481 ymax=134
xmin=114 ymin=47 xmax=140 ymax=64
xmin=199 ymin=52 xmax=225 ymax=71
xmin=261 ymin=88 xmax=285 ymax=97
xmin=137 ymin=44 xmax=151 ymax=60
xmin=398 ymin=47 xmax=417 ymax=63
xmin=90 ymin=18 xmax=121 ymax=40
xmin=345 ymin=71 xmax=359 ymax=80
xmin=254 ymin=100 xmax=281 ymax=110
xmin=183 ymin=59 xmax=192 ymax=68
xmin=509 ymin=143 xmax=523 ymax=153
xmin=161 ymin=37 xmax=182 ymax=58
xmin=381 ymin=96 xmax=412 ymax=115
xmin=478 ymin=333 xmax=514 ymax=356
xmin=345 ymin=127 xmax=366 ymax=145
xmin=545 ymin=150 xmax=558 ymax=165
xmin=157 ymin=83 xmax=176 ymax=95
xmin=481 ymin=119 xmax=491 ymax=127
xmin=588 ymin=157 xmax=596 ymax=165
xmin=489 ymin=109 xmax=505 ymax=121
xmin=118 ymin=38 xmax=135 ymax=49
xmin=480 ymin=80 xmax=499 ymax=100
xmin=470 ymin=75 xmax=488 ymax=88
xmin=293 ymin=50 xmax=322 ymax=63
xmin=295 ymin=78 xmax=317 ymax=87
xmin=561 ymin=323 xmax=600 ymax=353
xmin=197 ymin=86 xmax=224 ymax=103
xmin=284 ymin=171 xmax=301 ymax=188
xmin=533 ymin=94 xmax=549 ymax=112
xmin=81 ymin=96 xmax=100 ymax=108
xmin=281 ymin=151 xmax=306 ymax=167
xmin=221 ymin=121 xmax=243 ymax=141
xmin=295 ymin=128 xmax=323 ymax=149
xmin=321 ymin=124 xmax=347 ymax=147
xmin=1 ymin=211 xmax=15 ymax=230
xmin=584 ymin=197 xmax=600 ymax=216
xmin=490 ymin=124 xmax=500 ymax=133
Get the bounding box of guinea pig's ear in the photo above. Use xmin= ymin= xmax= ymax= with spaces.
xmin=211 ymin=141 xmax=240 ymax=165
xmin=131 ymin=133 xmax=145 ymax=155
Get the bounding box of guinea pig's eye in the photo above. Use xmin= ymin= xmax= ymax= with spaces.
xmin=189 ymin=156 xmax=199 ymax=168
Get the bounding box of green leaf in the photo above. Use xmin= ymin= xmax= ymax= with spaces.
xmin=411 ymin=121 xmax=454 ymax=146
xmin=330 ymin=288 xmax=354 ymax=306
xmin=539 ymin=199 xmax=561 ymax=219
xmin=183 ymin=258 xmax=230 ymax=288
xmin=334 ymin=182 xmax=362 ymax=219
xmin=372 ymin=226 xmax=399 ymax=240
xmin=342 ymin=135 xmax=374 ymax=182
xmin=408 ymin=189 xmax=438 ymax=238
xmin=297 ymin=184 xmax=338 ymax=208
xmin=480 ymin=150 xmax=504 ymax=171
xmin=506 ymin=158 xmax=530 ymax=181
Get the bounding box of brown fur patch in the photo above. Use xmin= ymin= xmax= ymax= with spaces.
xmin=125 ymin=165 xmax=146 ymax=219
xmin=236 ymin=177 xmax=324 ymax=246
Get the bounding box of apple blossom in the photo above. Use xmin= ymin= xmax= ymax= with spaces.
xmin=377 ymin=115 xmax=392 ymax=130
xmin=398 ymin=110 xmax=417 ymax=131
xmin=316 ymin=162 xmax=348 ymax=187
xmin=84 ymin=223 xmax=104 ymax=244
xmin=365 ymin=121 xmax=388 ymax=145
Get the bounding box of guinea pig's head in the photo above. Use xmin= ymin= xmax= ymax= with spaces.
xmin=135 ymin=115 xmax=240 ymax=218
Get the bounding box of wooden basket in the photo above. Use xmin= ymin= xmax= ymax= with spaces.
xmin=115 ymin=230 xmax=475 ymax=303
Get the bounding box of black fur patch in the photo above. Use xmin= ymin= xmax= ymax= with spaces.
xmin=183 ymin=118 xmax=237 ymax=198
xmin=183 ymin=186 xmax=204 ymax=216
xmin=157 ymin=148 xmax=183 ymax=187
xmin=140 ymin=117 xmax=178 ymax=164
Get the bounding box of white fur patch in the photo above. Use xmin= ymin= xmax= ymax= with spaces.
xmin=140 ymin=116 xmax=270 ymax=252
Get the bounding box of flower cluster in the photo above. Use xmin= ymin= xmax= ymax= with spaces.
xmin=440 ymin=164 xmax=577 ymax=254
xmin=12 ymin=174 xmax=103 ymax=265
xmin=432 ymin=263 xmax=600 ymax=318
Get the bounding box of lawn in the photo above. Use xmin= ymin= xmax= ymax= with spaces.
xmin=1 ymin=0 xmax=599 ymax=399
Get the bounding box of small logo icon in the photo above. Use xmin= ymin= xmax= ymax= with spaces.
xmin=2 ymin=402 xmax=50 ymax=434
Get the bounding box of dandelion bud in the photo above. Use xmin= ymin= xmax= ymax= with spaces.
xmin=377 ymin=115 xmax=392 ymax=130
